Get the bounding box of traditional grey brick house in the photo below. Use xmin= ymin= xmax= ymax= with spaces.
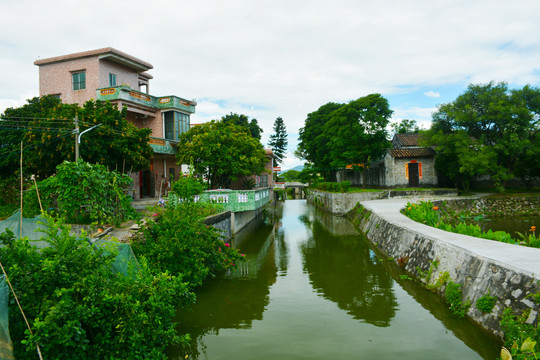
xmin=336 ymin=133 xmax=438 ymax=188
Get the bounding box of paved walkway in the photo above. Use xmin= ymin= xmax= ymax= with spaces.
xmin=359 ymin=195 xmax=540 ymax=277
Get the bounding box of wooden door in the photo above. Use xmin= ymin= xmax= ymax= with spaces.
xmin=408 ymin=162 xmax=419 ymax=187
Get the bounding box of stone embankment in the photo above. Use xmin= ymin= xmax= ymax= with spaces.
xmin=307 ymin=190 xmax=540 ymax=338
xmin=347 ymin=196 xmax=540 ymax=338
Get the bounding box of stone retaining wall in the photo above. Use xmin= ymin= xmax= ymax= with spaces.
xmin=348 ymin=203 xmax=540 ymax=338
xmin=440 ymin=196 xmax=540 ymax=216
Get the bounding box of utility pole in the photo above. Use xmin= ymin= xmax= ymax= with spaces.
xmin=74 ymin=115 xmax=79 ymax=161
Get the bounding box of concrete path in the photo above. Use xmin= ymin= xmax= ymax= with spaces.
xmin=360 ymin=195 xmax=540 ymax=277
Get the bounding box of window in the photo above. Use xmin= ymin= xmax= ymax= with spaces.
xmin=109 ymin=73 xmax=117 ymax=86
xmin=164 ymin=111 xmax=191 ymax=141
xmin=72 ymin=72 xmax=86 ymax=90
xmin=164 ymin=112 xmax=175 ymax=140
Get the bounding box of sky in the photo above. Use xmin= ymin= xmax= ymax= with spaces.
xmin=2 ymin=0 xmax=540 ymax=171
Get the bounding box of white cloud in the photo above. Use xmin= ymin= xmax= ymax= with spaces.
xmin=2 ymin=0 xmax=540 ymax=155
xmin=424 ymin=91 xmax=441 ymax=98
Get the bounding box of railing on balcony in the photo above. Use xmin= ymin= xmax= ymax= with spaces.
xmin=96 ymin=86 xmax=196 ymax=114
xmin=195 ymin=188 xmax=270 ymax=212
xmin=148 ymin=137 xmax=177 ymax=155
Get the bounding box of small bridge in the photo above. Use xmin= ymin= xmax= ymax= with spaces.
xmin=275 ymin=182 xmax=308 ymax=198
xmin=275 ymin=182 xmax=308 ymax=189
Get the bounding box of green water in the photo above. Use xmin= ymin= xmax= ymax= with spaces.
xmin=171 ymin=200 xmax=501 ymax=359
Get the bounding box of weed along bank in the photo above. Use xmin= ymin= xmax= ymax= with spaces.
xmin=331 ymin=193 xmax=540 ymax=342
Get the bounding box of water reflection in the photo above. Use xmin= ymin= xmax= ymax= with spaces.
xmin=171 ymin=200 xmax=500 ymax=360
xmin=300 ymin=211 xmax=398 ymax=327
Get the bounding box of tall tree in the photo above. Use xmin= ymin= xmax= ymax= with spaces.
xmin=268 ymin=116 xmax=288 ymax=166
xmin=221 ymin=113 xmax=263 ymax=140
xmin=176 ymin=121 xmax=267 ymax=189
xmin=296 ymin=102 xmax=344 ymax=179
xmin=424 ymin=82 xmax=540 ymax=191
xmin=297 ymin=95 xmax=392 ymax=182
xmin=0 ymin=96 xmax=152 ymax=179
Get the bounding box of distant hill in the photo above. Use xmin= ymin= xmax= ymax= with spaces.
xmin=279 ymin=164 xmax=304 ymax=175
xmin=288 ymin=165 xmax=304 ymax=172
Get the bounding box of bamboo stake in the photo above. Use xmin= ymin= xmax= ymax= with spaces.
xmin=19 ymin=142 xmax=23 ymax=239
xmin=31 ymin=175 xmax=43 ymax=213
xmin=0 ymin=261 xmax=43 ymax=360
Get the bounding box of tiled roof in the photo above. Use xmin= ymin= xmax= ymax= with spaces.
xmin=395 ymin=133 xmax=419 ymax=146
xmin=388 ymin=148 xmax=435 ymax=158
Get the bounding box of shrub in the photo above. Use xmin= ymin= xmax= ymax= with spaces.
xmin=340 ymin=181 xmax=351 ymax=193
xmin=23 ymin=161 xmax=137 ymax=226
xmin=0 ymin=215 xmax=191 ymax=359
xmin=500 ymin=307 xmax=540 ymax=359
xmin=131 ymin=202 xmax=242 ymax=287
xmin=171 ymin=176 xmax=204 ymax=201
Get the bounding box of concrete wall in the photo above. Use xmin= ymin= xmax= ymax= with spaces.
xmin=204 ymin=211 xmax=232 ymax=240
xmin=308 ymin=189 xmax=386 ymax=215
xmin=202 ymin=207 xmax=266 ymax=239
xmin=348 ymin=202 xmax=540 ymax=338
xmin=307 ymin=189 xmax=457 ymax=215
xmin=231 ymin=207 xmax=264 ymax=234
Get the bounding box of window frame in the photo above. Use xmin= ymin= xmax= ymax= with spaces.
xmin=109 ymin=73 xmax=117 ymax=87
xmin=72 ymin=71 xmax=86 ymax=91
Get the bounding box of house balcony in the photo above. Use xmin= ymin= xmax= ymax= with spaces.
xmin=96 ymin=86 xmax=197 ymax=116
xmin=196 ymin=188 xmax=270 ymax=212
xmin=149 ymin=137 xmax=177 ymax=155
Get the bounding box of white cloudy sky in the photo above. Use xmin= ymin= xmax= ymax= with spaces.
xmin=2 ymin=0 xmax=540 ymax=170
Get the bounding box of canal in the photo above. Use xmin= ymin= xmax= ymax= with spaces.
xmin=172 ymin=200 xmax=501 ymax=359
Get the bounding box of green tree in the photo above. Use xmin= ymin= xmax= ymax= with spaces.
xmin=221 ymin=113 xmax=263 ymax=140
xmin=297 ymin=102 xmax=344 ymax=180
xmin=297 ymin=95 xmax=392 ymax=183
xmin=281 ymin=169 xmax=301 ymax=182
xmin=425 ymin=82 xmax=540 ymax=191
xmin=176 ymin=121 xmax=267 ymax=189
xmin=0 ymin=96 xmax=152 ymax=179
xmin=324 ymin=94 xmax=392 ymax=171
xmin=391 ymin=119 xmax=420 ymax=134
xmin=268 ymin=116 xmax=288 ymax=166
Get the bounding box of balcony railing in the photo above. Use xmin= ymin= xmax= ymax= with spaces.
xmin=149 ymin=137 xmax=177 ymax=155
xmin=96 ymin=86 xmax=196 ymax=114
xmin=195 ymin=188 xmax=270 ymax=212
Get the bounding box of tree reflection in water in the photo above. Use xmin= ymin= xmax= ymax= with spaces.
xmin=299 ymin=213 xmax=398 ymax=327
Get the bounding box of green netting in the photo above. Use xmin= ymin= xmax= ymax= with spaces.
xmin=0 ymin=211 xmax=140 ymax=277
xmin=0 ymin=210 xmax=49 ymax=248
xmin=0 ymin=276 xmax=14 ymax=360
xmin=92 ymin=239 xmax=141 ymax=278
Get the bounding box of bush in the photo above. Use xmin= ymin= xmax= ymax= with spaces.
xmin=0 ymin=215 xmax=191 ymax=359
xmin=171 ymin=176 xmax=204 ymax=201
xmin=23 ymin=161 xmax=137 ymax=225
xmin=132 ymin=202 xmax=242 ymax=287
xmin=340 ymin=181 xmax=351 ymax=193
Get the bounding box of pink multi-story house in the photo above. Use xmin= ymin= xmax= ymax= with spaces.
xmin=34 ymin=47 xmax=196 ymax=199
